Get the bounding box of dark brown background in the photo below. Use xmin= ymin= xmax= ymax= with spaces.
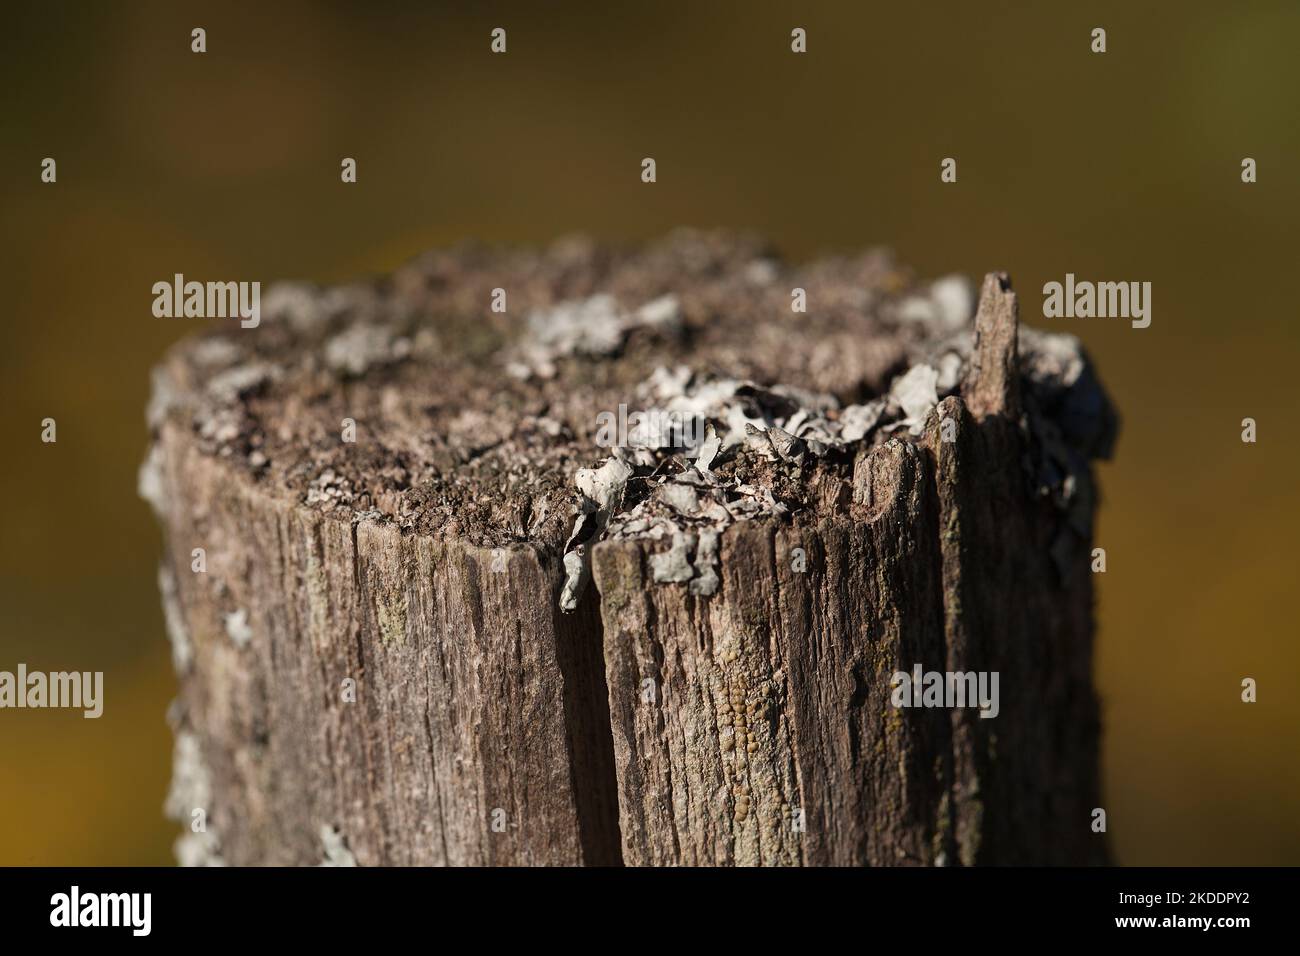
xmin=1 ymin=1 xmax=1296 ymax=865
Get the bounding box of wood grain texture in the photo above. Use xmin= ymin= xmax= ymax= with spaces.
xmin=142 ymin=232 xmax=1114 ymax=866
xmin=152 ymin=429 xmax=619 ymax=865
xmin=594 ymin=441 xmax=953 ymax=865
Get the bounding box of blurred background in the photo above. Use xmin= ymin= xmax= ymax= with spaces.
xmin=0 ymin=0 xmax=1296 ymax=865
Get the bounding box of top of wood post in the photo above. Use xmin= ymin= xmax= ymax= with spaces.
xmin=144 ymin=230 xmax=1116 ymax=601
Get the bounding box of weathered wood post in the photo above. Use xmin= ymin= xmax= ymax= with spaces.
xmin=142 ymin=233 xmax=1115 ymax=866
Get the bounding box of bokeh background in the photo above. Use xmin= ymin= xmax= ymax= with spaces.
xmin=1 ymin=0 xmax=1296 ymax=865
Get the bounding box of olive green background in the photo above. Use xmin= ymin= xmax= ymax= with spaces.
xmin=1 ymin=1 xmax=1296 ymax=865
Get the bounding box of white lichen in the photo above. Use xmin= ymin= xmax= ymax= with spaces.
xmin=224 ymin=609 xmax=253 ymax=648
xmin=896 ymin=274 xmax=975 ymax=333
xmin=137 ymin=443 xmax=168 ymax=518
xmin=145 ymin=366 xmax=180 ymax=431
xmin=561 ymin=359 xmax=953 ymax=603
xmin=649 ymin=531 xmax=696 ymax=584
xmin=560 ymin=456 xmax=634 ymax=611
xmin=324 ymin=322 xmax=410 ymax=376
xmin=158 ymin=563 xmax=192 ymax=672
xmin=164 ymin=731 xmax=225 ymax=867
xmin=887 ymin=363 xmax=940 ymax=435
xmin=317 ymin=824 xmax=357 ymax=867
xmin=507 ymin=294 xmax=682 ymax=380
xmin=205 ymin=362 xmax=278 ymax=404
xmin=190 ymin=337 xmax=243 ymax=369
xmin=260 ymin=281 xmax=328 ymax=333
xmin=689 ymin=529 xmax=721 ymax=596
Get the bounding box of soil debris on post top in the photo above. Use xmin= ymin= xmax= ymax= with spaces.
xmin=142 ymin=231 xmax=1116 ymax=866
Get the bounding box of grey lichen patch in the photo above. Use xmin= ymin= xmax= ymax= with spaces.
xmin=324 ymin=322 xmax=411 ymax=377
xmin=886 ymin=364 xmax=940 ymax=435
xmin=894 ymin=274 xmax=976 ymax=334
xmin=649 ymin=530 xmax=695 ymax=584
xmin=505 ymin=293 xmax=682 ymax=380
xmin=560 ymin=456 xmax=634 ymax=611
xmin=223 ymin=608 xmax=252 ymax=648
xmin=263 ymin=279 xmax=392 ymax=335
xmin=317 ymin=824 xmax=358 ymax=866
xmin=137 ymin=443 xmax=168 ymax=519
xmin=561 ymin=359 xmax=949 ymax=603
xmin=260 ymin=281 xmax=330 ymax=334
xmin=205 ymin=361 xmax=280 ymax=405
xmin=305 ymin=468 xmax=355 ymax=508
xmin=689 ymin=529 xmax=720 ymax=596
xmin=164 ymin=731 xmax=225 ymax=867
xmin=145 ymin=366 xmax=181 ymax=432
xmin=645 ymin=528 xmax=722 ymax=596
xmin=839 ymin=402 xmax=886 ymax=443
xmin=158 ymin=563 xmax=192 ymax=672
xmin=188 ymin=361 xmax=281 ymax=460
xmin=189 ymin=337 xmax=244 ymax=369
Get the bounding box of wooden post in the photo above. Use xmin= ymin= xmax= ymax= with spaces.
xmin=142 ymin=233 xmax=1115 ymax=866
